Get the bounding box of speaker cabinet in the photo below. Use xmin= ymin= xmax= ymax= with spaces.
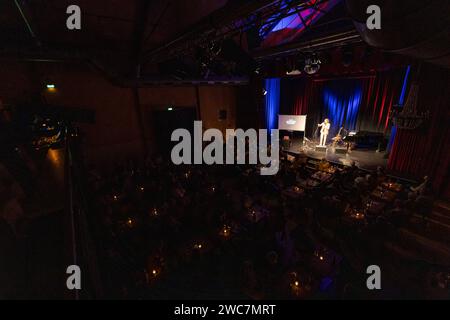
xmin=335 ymin=147 xmax=348 ymax=155
xmin=315 ymin=146 xmax=327 ymax=152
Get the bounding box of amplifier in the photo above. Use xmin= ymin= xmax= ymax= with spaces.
xmin=315 ymin=146 xmax=327 ymax=152
xmin=335 ymin=147 xmax=348 ymax=155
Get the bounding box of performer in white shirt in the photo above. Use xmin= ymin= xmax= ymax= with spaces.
xmin=318 ymin=118 xmax=331 ymax=147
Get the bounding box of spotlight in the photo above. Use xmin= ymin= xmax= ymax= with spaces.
xmin=263 ymin=89 xmax=267 ymax=96
xmin=285 ymin=57 xmax=299 ymax=76
xmin=304 ymin=59 xmax=321 ymax=74
xmin=286 ymin=69 xmax=302 ymax=76
xmin=167 ymin=107 xmax=173 ymax=111
xmin=303 ymin=54 xmax=321 ymax=75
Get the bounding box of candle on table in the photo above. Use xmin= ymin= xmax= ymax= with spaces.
xmin=291 ymin=279 xmax=301 ymax=296
xmin=126 ymin=218 xmax=133 ymax=227
xmin=221 ymin=225 xmax=231 ymax=238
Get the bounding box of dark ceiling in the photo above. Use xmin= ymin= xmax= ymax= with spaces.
xmin=1 ymin=0 xmax=360 ymax=83
xmin=3 ymin=1 xmax=449 ymax=83
xmin=1 ymin=0 xmax=228 ymax=51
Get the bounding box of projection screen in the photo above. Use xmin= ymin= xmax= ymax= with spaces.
xmin=278 ymin=115 xmax=307 ymax=131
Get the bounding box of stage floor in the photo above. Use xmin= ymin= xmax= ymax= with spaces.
xmin=285 ymin=145 xmax=388 ymax=171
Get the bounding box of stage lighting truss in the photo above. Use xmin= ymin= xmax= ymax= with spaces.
xmin=145 ymin=0 xmax=334 ymax=64
xmin=197 ymin=40 xmax=224 ymax=78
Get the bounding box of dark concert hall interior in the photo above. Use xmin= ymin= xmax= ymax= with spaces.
xmin=0 ymin=0 xmax=449 ymax=301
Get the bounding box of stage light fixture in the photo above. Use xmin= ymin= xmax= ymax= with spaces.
xmin=286 ymin=69 xmax=302 ymax=76
xmin=263 ymin=89 xmax=268 ymax=96
xmin=167 ymin=107 xmax=173 ymax=111
xmin=303 ymin=54 xmax=321 ymax=75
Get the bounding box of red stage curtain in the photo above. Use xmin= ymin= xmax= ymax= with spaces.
xmin=356 ymin=70 xmax=403 ymax=133
xmin=388 ymin=65 xmax=450 ymax=193
xmin=285 ymin=69 xmax=404 ymax=135
xmin=292 ymin=79 xmax=316 ymax=115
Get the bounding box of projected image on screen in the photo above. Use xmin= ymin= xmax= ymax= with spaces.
xmin=278 ymin=115 xmax=307 ymax=131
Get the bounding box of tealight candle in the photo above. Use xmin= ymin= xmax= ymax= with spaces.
xmin=291 ymin=280 xmax=301 ymax=296
xmin=355 ymin=213 xmax=364 ymax=220
xmin=221 ymin=225 xmax=231 ymax=237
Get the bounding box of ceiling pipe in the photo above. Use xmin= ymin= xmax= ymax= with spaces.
xmin=142 ymin=0 xmax=285 ymax=63
xmin=0 ymin=45 xmax=249 ymax=87
xmin=143 ymin=0 xmax=350 ymax=64
xmin=253 ymin=29 xmax=362 ymax=60
xmin=13 ymin=0 xmax=41 ymax=47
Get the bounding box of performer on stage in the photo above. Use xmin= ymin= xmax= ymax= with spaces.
xmin=332 ymin=123 xmax=349 ymax=147
xmin=337 ymin=124 xmax=348 ymax=138
xmin=318 ymin=118 xmax=331 ymax=147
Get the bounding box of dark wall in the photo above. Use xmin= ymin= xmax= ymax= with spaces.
xmin=0 ymin=61 xmax=253 ymax=167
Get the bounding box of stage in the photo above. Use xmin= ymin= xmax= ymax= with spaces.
xmin=284 ymin=145 xmax=388 ymax=171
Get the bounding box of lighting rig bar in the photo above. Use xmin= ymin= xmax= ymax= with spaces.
xmin=143 ymin=0 xmax=334 ymax=64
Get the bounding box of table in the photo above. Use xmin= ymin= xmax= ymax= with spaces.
xmin=247 ymin=206 xmax=269 ymax=223
xmin=365 ymin=200 xmax=386 ymax=215
xmin=311 ymin=171 xmax=332 ymax=182
xmin=282 ymin=186 xmax=305 ymax=199
xmin=311 ymin=248 xmax=342 ymax=277
xmin=298 ymin=178 xmax=321 ymax=188
xmin=371 ymin=187 xmax=397 ymax=203
xmin=381 ymin=182 xmax=403 ymax=192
